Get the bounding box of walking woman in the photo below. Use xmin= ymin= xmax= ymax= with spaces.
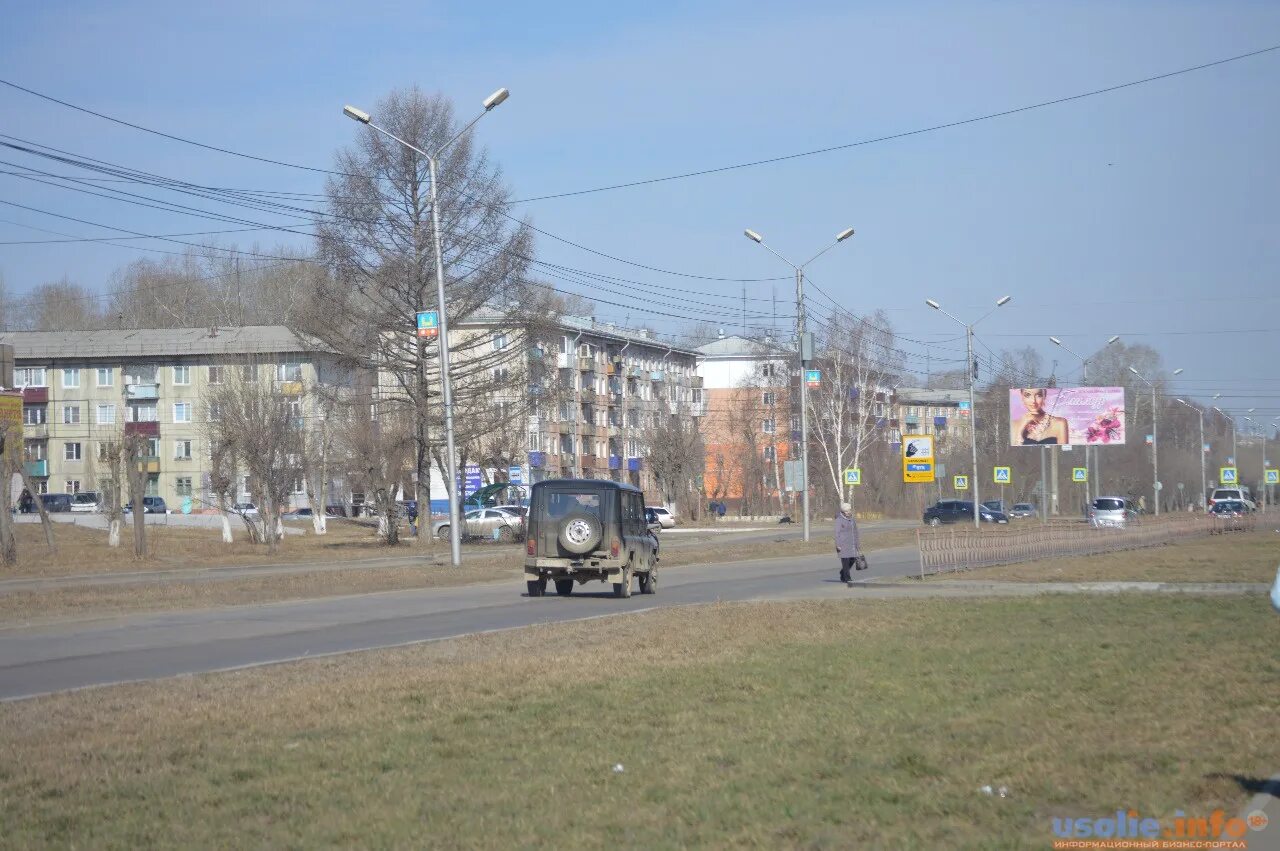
xmin=835 ymin=502 xmax=863 ymax=584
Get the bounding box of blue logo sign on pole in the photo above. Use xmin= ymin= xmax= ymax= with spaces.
xmin=415 ymin=310 xmax=439 ymax=339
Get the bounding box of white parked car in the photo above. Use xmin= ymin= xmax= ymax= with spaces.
xmin=646 ymin=506 xmax=676 ymax=528
xmin=232 ymin=502 xmax=260 ymax=516
xmin=69 ymin=492 xmax=102 ymax=513
xmin=1208 ymin=488 xmax=1256 ymax=512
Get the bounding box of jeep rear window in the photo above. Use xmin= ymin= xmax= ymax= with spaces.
xmin=542 ymin=491 xmax=602 ymax=520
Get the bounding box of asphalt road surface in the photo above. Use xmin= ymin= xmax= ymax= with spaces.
xmin=0 ymin=544 xmax=922 ymax=701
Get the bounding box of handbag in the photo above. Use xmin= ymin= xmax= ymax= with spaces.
xmin=854 ymin=554 xmax=869 ymax=571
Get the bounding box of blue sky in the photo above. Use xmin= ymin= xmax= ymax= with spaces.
xmin=1 ymin=0 xmax=1278 ymax=419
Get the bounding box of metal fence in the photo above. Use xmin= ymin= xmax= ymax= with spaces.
xmin=915 ymin=514 xmax=1256 ymax=578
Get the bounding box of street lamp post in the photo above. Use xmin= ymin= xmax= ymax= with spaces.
xmin=1242 ymin=415 xmax=1274 ymax=513
xmin=743 ymin=227 xmax=856 ymax=543
xmin=1175 ymin=398 xmax=1207 ymax=511
xmin=1129 ymin=366 xmax=1182 ymax=516
xmin=1049 ymin=334 xmax=1120 ymax=502
xmin=1212 ymin=405 xmax=1237 ymax=466
xmin=926 ymin=296 xmax=1013 ymax=528
xmin=344 ymin=88 xmax=510 ymax=567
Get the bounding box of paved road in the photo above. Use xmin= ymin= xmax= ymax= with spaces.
xmin=0 ymin=544 xmax=923 ymax=701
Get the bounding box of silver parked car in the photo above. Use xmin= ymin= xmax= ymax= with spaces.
xmin=432 ymin=508 xmax=522 ymax=542
xmin=1088 ymin=496 xmax=1128 ymax=529
xmin=1009 ymin=503 xmax=1037 ymax=519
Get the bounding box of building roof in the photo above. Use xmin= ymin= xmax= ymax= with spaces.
xmin=695 ymin=334 xmax=792 ymax=359
xmin=457 ymin=307 xmax=700 ymax=357
xmin=0 ymin=326 xmax=327 ymax=360
xmin=894 ymin=387 xmax=969 ymax=405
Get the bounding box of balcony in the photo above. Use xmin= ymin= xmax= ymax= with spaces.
xmin=609 ymin=455 xmax=622 ymax=470
xmin=137 ymin=455 xmax=161 ymax=474
xmin=23 ymin=423 xmax=49 ymax=439
xmin=556 ymin=353 xmax=573 ymax=369
xmin=556 ymin=421 xmax=574 ymax=435
xmin=628 ymin=366 xmax=646 ymax=379
xmin=690 ymin=375 xmax=704 ymax=389
xmin=125 ymin=383 xmax=160 ymax=401
xmin=627 ymin=457 xmax=643 ymax=472
xmin=22 ymin=387 xmax=48 ymax=404
xmin=279 ymin=381 xmax=303 ymax=396
xmin=580 ymin=456 xmax=597 ymax=473
xmin=650 ymin=371 xmax=665 ymax=382
xmin=23 ymin=460 xmax=47 ymax=478
xmin=577 ymin=356 xmax=595 ymax=372
xmin=529 ymin=451 xmax=545 ymax=469
xmin=580 ymin=388 xmax=598 ymax=403
xmin=125 ymin=421 xmax=160 ymax=437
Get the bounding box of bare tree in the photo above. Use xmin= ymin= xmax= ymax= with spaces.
xmin=806 ymin=310 xmax=900 ymax=510
xmin=304 ymin=86 xmax=548 ymax=550
xmin=204 ymin=369 xmax=304 ymax=554
xmin=96 ymin=439 xmax=126 ymax=548
xmin=123 ymin=434 xmax=150 ymax=559
xmin=643 ymin=403 xmax=705 ymax=518
xmin=0 ymin=421 xmax=19 ymax=565
xmin=339 ymin=402 xmax=416 ymax=545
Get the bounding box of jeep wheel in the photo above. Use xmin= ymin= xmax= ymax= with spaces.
xmin=554 ymin=578 xmax=574 ymax=596
xmin=526 ymin=577 xmax=547 ymax=597
xmin=638 ymin=563 xmax=657 ymax=595
xmin=613 ymin=565 xmax=633 ymax=598
xmin=557 ymin=512 xmax=603 ymax=555
xmin=435 ymin=524 xmax=451 ymax=539
xmin=928 ymin=517 xmax=941 ymax=527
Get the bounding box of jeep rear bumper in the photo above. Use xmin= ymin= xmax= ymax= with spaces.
xmin=524 ymin=557 xmax=628 ymax=578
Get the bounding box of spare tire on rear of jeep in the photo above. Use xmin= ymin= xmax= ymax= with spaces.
xmin=558 ymin=512 xmax=602 ymax=555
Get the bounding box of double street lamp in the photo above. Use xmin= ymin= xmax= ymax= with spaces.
xmin=925 ymin=295 xmax=1013 ymax=529
xmin=1049 ymin=334 xmax=1120 ymax=501
xmin=1212 ymin=402 xmax=1237 ymax=462
xmin=1240 ymin=415 xmax=1277 ymax=513
xmin=1128 ymin=366 xmax=1182 ymax=516
xmin=1175 ymin=398 xmax=1207 ymax=510
xmin=742 ymin=226 xmax=856 ymax=543
xmin=344 ymin=87 xmax=510 ymax=567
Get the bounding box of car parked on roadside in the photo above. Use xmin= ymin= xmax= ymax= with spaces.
xmin=1208 ymin=488 xmax=1256 ymax=512
xmin=923 ymin=500 xmax=1007 ymax=526
xmin=40 ymin=493 xmax=73 ymax=513
xmin=69 ymin=492 xmax=101 ymax=513
xmin=645 ymin=505 xmax=676 ymax=528
xmin=432 ymin=508 xmax=523 ymax=542
xmin=232 ymin=502 xmax=259 ymax=516
xmin=1088 ymin=496 xmax=1128 ymax=529
xmin=1009 ymin=503 xmax=1037 ymax=519
xmin=524 ymin=479 xmax=659 ymax=598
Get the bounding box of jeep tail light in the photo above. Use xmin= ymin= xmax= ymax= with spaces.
xmin=526 ymin=537 xmax=536 ymax=557
xmin=610 ymin=538 xmax=620 ymax=558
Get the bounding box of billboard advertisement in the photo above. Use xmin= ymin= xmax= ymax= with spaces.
xmin=1009 ymin=388 xmax=1125 ymax=447
xmin=902 ymin=434 xmax=935 ymax=483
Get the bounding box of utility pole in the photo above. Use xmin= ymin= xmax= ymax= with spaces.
xmin=744 ymin=227 xmax=856 ymax=542
xmin=1177 ymin=399 xmax=1206 ymax=510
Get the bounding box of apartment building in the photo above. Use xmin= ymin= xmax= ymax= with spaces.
xmin=889 ymin=387 xmax=972 ymax=445
xmin=452 ymin=312 xmax=702 ymax=495
xmin=1 ymin=326 xmax=350 ymax=510
xmin=696 ymin=332 xmax=796 ymax=511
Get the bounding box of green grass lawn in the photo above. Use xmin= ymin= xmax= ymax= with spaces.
xmin=2 ymin=595 xmax=1277 ymax=848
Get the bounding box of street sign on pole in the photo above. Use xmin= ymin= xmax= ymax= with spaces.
xmin=902 ymin=435 xmax=935 ymax=484
xmin=1072 ymin=467 xmax=1088 ymax=483
xmin=1266 ymin=469 xmax=1279 ymax=485
xmin=958 ymin=400 xmax=971 ymax=418
xmin=953 ymin=475 xmax=969 ymax=491
xmin=415 ymin=310 xmax=439 ymax=339
xmin=993 ymin=466 xmax=1011 ymax=484
xmin=843 ymin=468 xmax=861 ymax=486
xmin=805 ymin=369 xmax=821 ymax=388
xmin=784 ymin=459 xmax=805 ymax=492
xmin=1220 ymin=467 xmax=1238 ymax=485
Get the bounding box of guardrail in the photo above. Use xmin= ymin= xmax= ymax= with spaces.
xmin=915 ymin=514 xmax=1255 ymax=578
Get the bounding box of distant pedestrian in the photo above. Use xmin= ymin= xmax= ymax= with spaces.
xmin=835 ymin=502 xmax=863 ymax=584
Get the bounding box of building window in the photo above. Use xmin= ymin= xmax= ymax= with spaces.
xmin=62 ymin=368 xmax=80 ymax=389
xmin=173 ymin=477 xmax=192 ymax=497
xmin=208 ymin=365 xmax=224 ymax=385
xmin=761 ymin=363 xmax=776 ymax=378
xmin=35 ymin=479 xmax=47 ymax=495
xmin=493 ymin=367 xmax=510 ymax=384
xmin=129 ymin=403 xmax=158 ymax=423
xmin=277 ymin=363 xmax=302 ymax=382
xmin=16 ymin=367 xmax=46 ymax=387
xmin=492 ymin=333 xmax=508 ymax=351
xmin=241 ymin=364 xmax=257 ymax=382
xmin=23 ymin=406 xmax=46 ymax=425
xmin=287 ymin=398 xmax=302 ymax=420
xmin=763 ymin=418 xmax=776 ymax=435
xmin=147 ymin=437 xmax=160 ymax=457
xmin=64 ymin=442 xmax=81 ymax=461
xmin=791 ymin=415 xmax=800 ymax=432
xmin=173 ymin=365 xmax=191 ymax=385
xmin=528 ymin=431 xmax=540 ymax=452
xmin=692 ymin=388 xmax=703 ymax=403
xmin=97 ymin=443 xmax=110 ymax=462
xmin=764 ymin=446 xmax=776 ymax=462
xmin=173 ymin=402 xmax=193 ymax=424
xmin=24 ymin=440 xmax=46 ymax=461
xmin=174 ymin=439 xmax=193 ymax=460
xmin=96 ymin=404 xmax=116 ymax=425
xmin=65 ymin=480 xmax=81 ymax=494
xmin=63 ymin=405 xmax=80 ymax=425
xmin=97 ymin=367 xmax=114 ymax=387
xmin=208 ymin=403 xmax=221 ymax=422
xmin=763 ymin=392 xmax=776 ymax=407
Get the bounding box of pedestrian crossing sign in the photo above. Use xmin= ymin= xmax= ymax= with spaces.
xmin=1266 ymin=469 xmax=1278 ymax=485
xmin=1072 ymin=467 xmax=1088 ymax=483
xmin=993 ymin=466 xmax=1011 ymax=484
xmin=1220 ymin=467 xmax=1238 ymax=485
xmin=954 ymin=475 xmax=969 ymax=491
xmin=843 ymin=468 xmax=861 ymax=486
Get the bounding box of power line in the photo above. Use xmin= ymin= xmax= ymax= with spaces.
xmin=511 ymin=43 xmax=1280 ymax=203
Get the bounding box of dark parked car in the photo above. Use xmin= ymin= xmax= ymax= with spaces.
xmin=124 ymin=496 xmax=169 ymax=514
xmin=40 ymin=493 xmax=73 ymax=513
xmin=524 ymin=479 xmax=659 ymax=598
xmin=923 ymin=500 xmax=1008 ymax=526
xmin=1009 ymin=503 xmax=1037 ymax=519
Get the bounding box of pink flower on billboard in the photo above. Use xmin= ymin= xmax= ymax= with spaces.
xmin=1085 ymin=408 xmax=1124 ymax=444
